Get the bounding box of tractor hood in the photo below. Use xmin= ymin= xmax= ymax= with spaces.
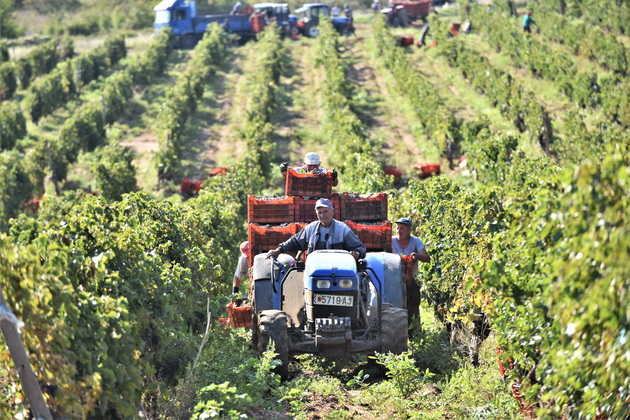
xmin=306 ymin=250 xmax=357 ymax=278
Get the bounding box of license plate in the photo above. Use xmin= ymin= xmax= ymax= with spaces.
xmin=313 ymin=294 xmax=353 ymax=307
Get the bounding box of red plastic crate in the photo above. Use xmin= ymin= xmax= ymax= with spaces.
xmin=294 ymin=194 xmax=341 ymax=223
xmin=345 ymin=220 xmax=392 ymax=252
xmin=384 ymin=167 xmax=403 ymax=185
xmin=414 ymin=163 xmax=441 ymax=179
xmin=209 ymin=167 xmax=228 ymax=177
xmin=340 ymin=193 xmax=388 ymax=222
xmin=247 ymin=195 xmax=296 ymax=224
xmin=248 ymin=222 xmax=303 ymax=264
xmin=285 ymin=169 xmax=333 ymax=198
xmin=227 ymin=302 xmax=253 ymax=328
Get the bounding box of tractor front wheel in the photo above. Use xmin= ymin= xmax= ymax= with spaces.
xmin=256 ymin=310 xmax=290 ymax=378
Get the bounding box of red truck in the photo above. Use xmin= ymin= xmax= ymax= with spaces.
xmin=382 ymin=0 xmax=432 ymax=27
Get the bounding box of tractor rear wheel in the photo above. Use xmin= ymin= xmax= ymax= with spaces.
xmin=381 ymin=303 xmax=408 ymax=354
xmin=305 ymin=23 xmax=320 ymax=38
xmin=257 ymin=310 xmax=290 ymax=378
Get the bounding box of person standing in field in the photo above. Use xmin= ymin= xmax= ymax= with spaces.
xmin=522 ymin=11 xmax=535 ymax=33
xmin=392 ymin=217 xmax=430 ymax=331
xmin=233 ymin=241 xmax=250 ymax=294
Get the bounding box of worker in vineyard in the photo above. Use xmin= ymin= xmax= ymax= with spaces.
xmin=242 ymin=3 xmax=253 ymax=15
xmin=280 ymin=152 xmax=339 ymax=186
xmin=392 ymin=217 xmax=430 ymax=332
xmin=231 ymin=1 xmax=242 ymax=15
xmin=266 ymin=198 xmax=366 ymax=261
xmin=522 ymin=11 xmax=535 ymax=33
xmin=372 ymin=0 xmax=380 ymax=14
xmin=232 ymin=241 xmax=250 ymax=294
xmin=343 ymin=3 xmax=353 ymax=18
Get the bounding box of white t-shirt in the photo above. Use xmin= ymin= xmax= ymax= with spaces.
xmin=392 ymin=235 xmax=425 ymax=255
xmin=234 ymin=254 xmax=249 ymax=280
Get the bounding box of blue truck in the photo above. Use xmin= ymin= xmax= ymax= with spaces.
xmin=154 ymin=0 xmax=262 ymax=48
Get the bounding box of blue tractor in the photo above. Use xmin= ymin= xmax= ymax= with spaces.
xmin=251 ymin=249 xmax=408 ymax=376
xmin=293 ymin=3 xmax=355 ymax=37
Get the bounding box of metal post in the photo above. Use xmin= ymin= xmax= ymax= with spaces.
xmin=0 ymin=288 xmax=52 ymax=420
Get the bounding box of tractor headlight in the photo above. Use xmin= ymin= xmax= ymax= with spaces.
xmin=316 ymin=280 xmax=331 ymax=289
xmin=339 ymin=279 xmax=353 ymax=289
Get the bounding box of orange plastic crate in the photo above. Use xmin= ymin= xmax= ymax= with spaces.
xmin=248 ymin=222 xmax=303 ymax=264
xmin=345 ymin=220 xmax=392 ymax=252
xmin=294 ymin=194 xmax=341 ymax=223
xmin=340 ymin=193 xmax=388 ymax=222
xmin=285 ymin=169 xmax=333 ymax=198
xmin=401 ymin=254 xmax=415 ymax=286
xmin=227 ymin=302 xmax=253 ymax=328
xmin=247 ymin=195 xmax=296 ymax=224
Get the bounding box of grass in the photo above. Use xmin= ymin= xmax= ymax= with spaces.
xmin=276 ymin=305 xmax=520 ymax=419
xmin=169 ymin=301 xmax=521 ymax=419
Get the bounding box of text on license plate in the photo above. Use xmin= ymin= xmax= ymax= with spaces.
xmin=313 ymin=294 xmax=353 ymax=307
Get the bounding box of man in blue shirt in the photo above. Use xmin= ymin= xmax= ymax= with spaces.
xmin=522 ymin=11 xmax=535 ymax=33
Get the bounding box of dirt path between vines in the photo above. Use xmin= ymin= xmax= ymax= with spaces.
xmin=343 ymin=24 xmax=426 ymax=175
xmin=275 ymin=37 xmax=333 ymax=167
xmin=178 ymin=48 xmax=249 ymax=179
xmin=121 ymin=46 xmax=249 ymax=191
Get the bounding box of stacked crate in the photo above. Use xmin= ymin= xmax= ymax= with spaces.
xmin=247 ymin=169 xmax=391 ymax=264
xmin=340 ymin=193 xmax=391 ymax=253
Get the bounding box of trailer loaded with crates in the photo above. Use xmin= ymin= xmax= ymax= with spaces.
xmin=231 ymin=167 xmax=409 ymax=377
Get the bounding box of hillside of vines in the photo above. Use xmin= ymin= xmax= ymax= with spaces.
xmin=0 ymin=0 xmax=628 ymax=418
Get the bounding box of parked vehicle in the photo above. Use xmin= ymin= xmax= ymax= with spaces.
xmin=381 ymin=0 xmax=432 ymax=27
xmin=154 ymin=0 xmax=264 ymax=48
xmin=394 ymin=0 xmax=432 ymax=21
xmin=293 ymin=3 xmax=355 ymax=37
xmin=253 ymin=3 xmax=299 ymax=36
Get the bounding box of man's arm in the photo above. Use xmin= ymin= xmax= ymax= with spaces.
xmin=267 ymin=225 xmax=311 ymax=259
xmin=414 ymin=248 xmax=430 ymax=263
xmin=343 ymin=228 xmax=366 ymax=260
xmin=411 ymin=237 xmax=431 ymax=263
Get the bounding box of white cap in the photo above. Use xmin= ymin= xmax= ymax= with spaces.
xmin=304 ymin=152 xmax=321 ymax=165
